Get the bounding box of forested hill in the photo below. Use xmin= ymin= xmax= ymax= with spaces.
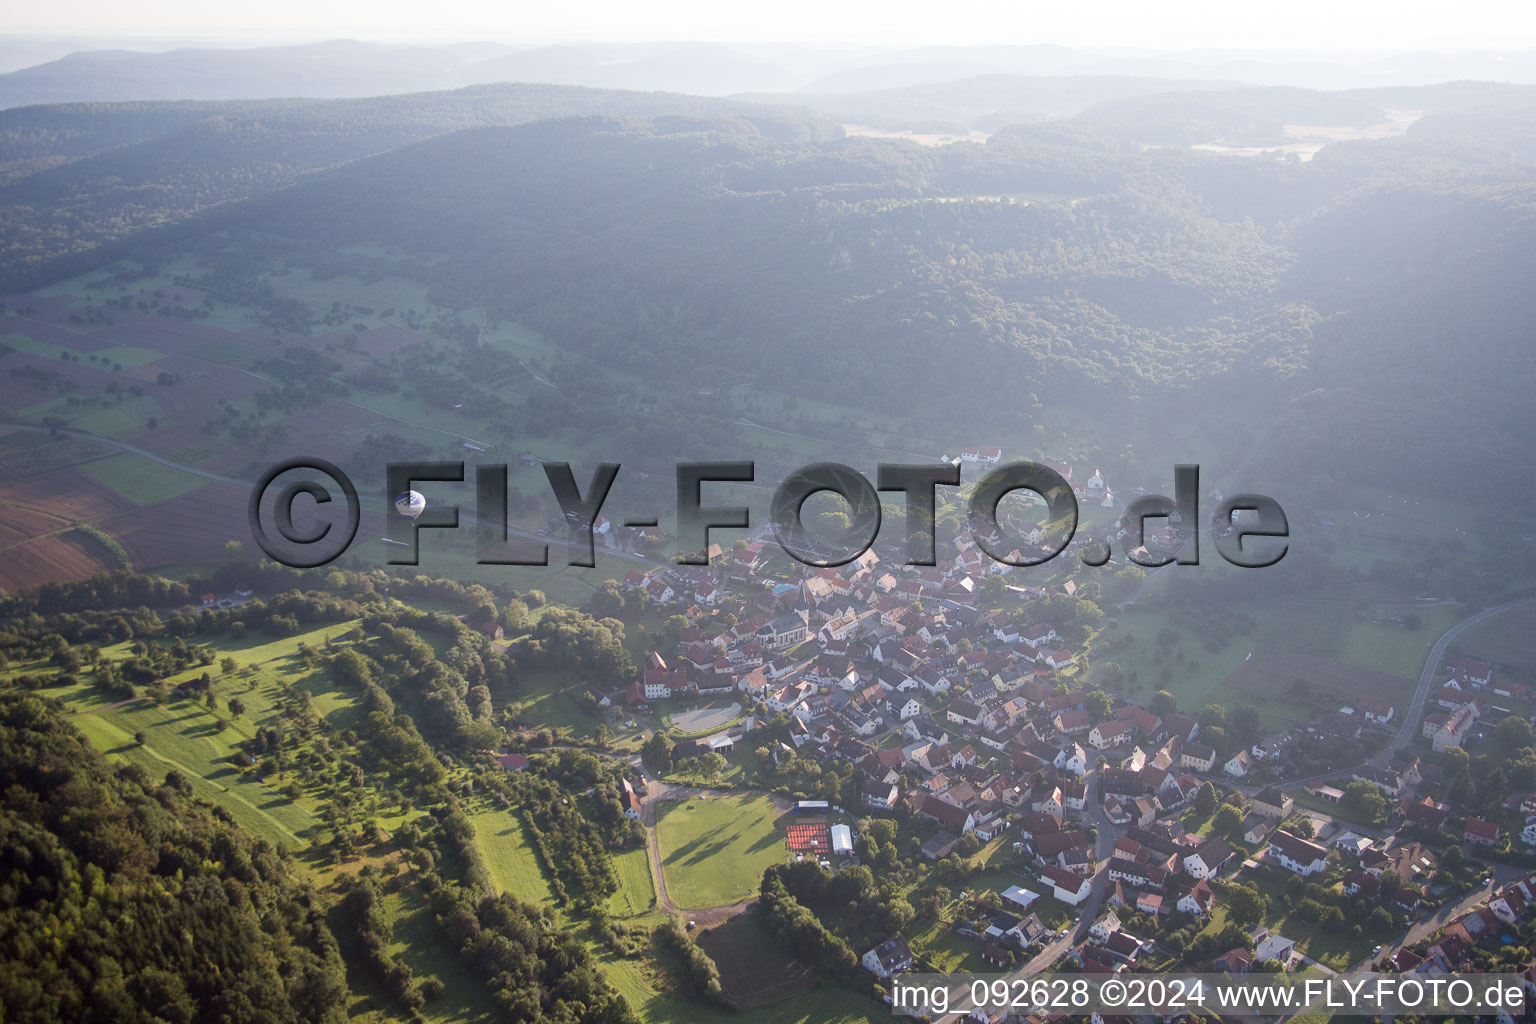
xmin=4 ymin=82 xmax=1536 ymax=500
xmin=0 ymin=84 xmax=827 ymax=276
xmin=0 ymin=694 xmax=350 ymax=1023
xmin=165 ymin=101 xmax=1536 ymax=499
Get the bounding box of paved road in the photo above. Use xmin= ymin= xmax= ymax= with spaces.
xmin=1203 ymin=596 xmax=1536 ymax=798
xmin=1365 ymin=595 xmax=1536 ymax=770
xmin=931 ymin=755 xmax=1113 ymax=1024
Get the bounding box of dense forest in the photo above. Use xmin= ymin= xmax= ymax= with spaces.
xmin=0 ymin=694 xmax=350 ymax=1024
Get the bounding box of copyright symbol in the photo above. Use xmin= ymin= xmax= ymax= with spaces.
xmin=247 ymin=457 xmax=360 ymax=568
xmin=1100 ymin=979 xmax=1127 ymax=1007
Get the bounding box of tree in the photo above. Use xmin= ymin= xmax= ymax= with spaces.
xmin=1213 ymin=804 xmax=1243 ymax=837
xmin=228 ymin=697 xmax=245 ymax=718
xmin=1342 ymin=780 xmax=1390 ymax=827
xmin=1494 ymin=716 xmax=1535 ymax=753
xmin=693 ymin=751 xmax=727 ymax=781
xmin=1229 ymin=706 xmax=1260 ymax=746
xmin=641 ymin=731 xmax=674 ymax=775
xmin=1225 ymin=883 xmax=1268 ymax=929
xmin=1086 ymin=689 xmax=1113 ymax=721
xmin=1193 ymin=781 xmax=1218 ymax=816
xmin=1151 ymin=690 xmax=1177 ymax=717
xmin=1285 ymin=815 xmax=1315 ymax=839
xmin=134 ymin=730 xmax=148 ymax=746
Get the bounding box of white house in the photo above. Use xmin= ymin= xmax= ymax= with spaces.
xmin=1088 ymin=911 xmax=1122 ymax=943
xmin=1183 ymin=838 xmax=1232 ymax=881
xmin=959 ymin=445 xmax=1003 ymax=465
xmin=861 ymin=935 xmax=914 ymax=978
xmin=1177 ymin=881 xmax=1215 ymax=917
xmin=1224 ymin=750 xmax=1253 ymax=778
xmin=1254 ymin=931 xmax=1296 ymax=967
xmin=1089 ymin=720 xmax=1135 ymax=750
xmin=1040 ymin=865 xmax=1092 ymax=906
xmin=1268 ymin=830 xmax=1328 ymax=876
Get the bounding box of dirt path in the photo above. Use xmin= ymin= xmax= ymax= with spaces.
xmin=638 ymin=780 xmax=792 ymax=926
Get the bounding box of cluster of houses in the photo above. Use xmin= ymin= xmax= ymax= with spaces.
xmin=586 ymin=456 xmax=1536 ymax=1010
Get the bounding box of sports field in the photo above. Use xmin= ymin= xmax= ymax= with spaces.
xmin=656 ymin=794 xmax=785 ymax=909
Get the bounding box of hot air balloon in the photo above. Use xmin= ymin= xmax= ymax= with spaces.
xmin=394 ymin=490 xmax=427 ymax=520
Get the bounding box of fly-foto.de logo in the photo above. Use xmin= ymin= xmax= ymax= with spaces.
xmin=247 ymin=459 xmax=1288 ymax=571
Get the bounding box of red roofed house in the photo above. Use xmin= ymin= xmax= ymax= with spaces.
xmin=1464 ymin=817 xmax=1501 ymax=846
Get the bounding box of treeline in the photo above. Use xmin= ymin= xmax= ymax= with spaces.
xmin=0 ymin=694 xmax=350 ymax=1024
xmin=517 ymin=771 xmax=620 ymax=908
xmin=389 ymin=808 xmax=640 ymax=1024
xmin=653 ymin=916 xmax=728 ymax=1006
xmin=335 ymin=871 xmax=424 ymax=1010
xmin=756 ymin=869 xmax=866 ymax=989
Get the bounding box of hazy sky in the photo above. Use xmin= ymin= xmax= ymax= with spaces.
xmin=10 ymin=0 xmax=1536 ymax=51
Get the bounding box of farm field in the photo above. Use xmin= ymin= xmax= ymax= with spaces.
xmin=1225 ymin=645 xmax=1414 ymax=707
xmin=656 ymin=794 xmax=787 ymax=909
xmin=696 ymin=914 xmax=816 ymax=1008
xmin=1457 ymin=603 xmax=1536 ymax=672
xmin=80 ymin=451 xmax=206 ymax=504
xmin=1094 ymin=597 xmax=1437 ymax=729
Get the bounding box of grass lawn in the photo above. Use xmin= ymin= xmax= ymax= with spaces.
xmin=656 ymin=794 xmax=784 ymax=909
xmin=609 ymin=844 xmax=658 ymax=917
xmin=79 ymin=451 xmax=204 ymax=504
xmin=496 ymin=668 xmax=599 ymax=736
xmin=470 ymin=805 xmax=556 ymax=906
xmin=1234 ymin=867 xmax=1381 ymax=970
xmin=908 ymin=915 xmax=983 ymax=973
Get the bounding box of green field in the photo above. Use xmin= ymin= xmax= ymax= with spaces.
xmin=0 ymin=332 xmax=165 ymax=364
xmin=5 ymin=620 xmax=374 ymax=854
xmin=597 ymin=950 xmax=876 ymax=1024
xmin=908 ymin=914 xmax=984 ymax=973
xmin=609 ymin=844 xmax=658 ymax=917
xmin=656 ymin=794 xmax=785 ymax=909
xmin=470 ymin=806 xmax=556 ymax=906
xmin=1093 ymin=597 xmax=1440 ymax=728
xmin=68 ymin=702 xmax=318 ymax=846
xmin=22 ymin=391 xmax=167 ymax=440
xmin=80 ymin=451 xmax=205 ymax=504
xmin=1223 ymin=868 xmax=1383 ymax=971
